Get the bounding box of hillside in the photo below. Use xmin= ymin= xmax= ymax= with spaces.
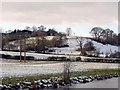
xmin=50 ymin=36 xmax=119 ymax=56
xmin=47 ymin=37 xmax=120 ymax=57
xmin=1 ymin=36 xmax=119 ymax=59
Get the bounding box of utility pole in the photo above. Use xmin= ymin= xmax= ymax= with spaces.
xmin=24 ymin=36 xmax=26 ymax=61
xmin=23 ymin=32 xmax=29 ymax=61
xmin=19 ymin=34 xmax=22 ymax=62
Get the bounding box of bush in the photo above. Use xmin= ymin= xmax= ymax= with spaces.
xmin=48 ymin=57 xmax=67 ymax=61
xmin=48 ymin=49 xmax=55 ymax=52
xmin=110 ymin=52 xmax=120 ymax=58
xmin=0 ymin=54 xmax=35 ymax=60
xmin=0 ymin=54 xmax=12 ymax=59
xmin=56 ymin=44 xmax=69 ymax=48
xmin=83 ymin=41 xmax=96 ymax=51
xmin=76 ymin=57 xmax=81 ymax=61
xmin=14 ymin=56 xmax=24 ymax=60
xmin=26 ymin=56 xmax=34 ymax=60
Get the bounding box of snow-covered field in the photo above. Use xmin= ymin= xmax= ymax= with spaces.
xmin=51 ymin=37 xmax=119 ymax=55
xmin=3 ymin=36 xmax=119 ymax=57
xmin=0 ymin=51 xmax=78 ymax=60
xmin=0 ymin=60 xmax=119 ymax=78
xmin=0 ymin=36 xmax=119 ymax=78
xmin=1 ymin=37 xmax=119 ymax=59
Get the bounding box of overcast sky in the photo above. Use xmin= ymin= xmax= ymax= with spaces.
xmin=1 ymin=1 xmax=118 ymax=36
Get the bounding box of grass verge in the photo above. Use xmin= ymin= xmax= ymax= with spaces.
xmin=2 ymin=68 xmax=120 ymax=84
xmin=1 ymin=59 xmax=62 ymax=64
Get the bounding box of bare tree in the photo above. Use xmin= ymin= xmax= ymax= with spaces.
xmin=32 ymin=26 xmax=38 ymax=31
xmin=90 ymin=27 xmax=115 ymax=41
xmin=18 ymin=34 xmax=22 ymax=61
xmin=17 ymin=30 xmax=25 ymax=61
xmin=25 ymin=26 xmax=31 ymax=30
xmin=66 ymin=28 xmax=72 ymax=36
xmin=35 ymin=25 xmax=47 ymax=53
xmin=90 ymin=27 xmax=104 ymax=40
xmin=23 ymin=32 xmax=27 ymax=61
xmin=63 ymin=61 xmax=71 ymax=84
xmin=109 ymin=30 xmax=114 ymax=38
xmin=0 ymin=28 xmax=2 ymax=50
xmin=76 ymin=37 xmax=86 ymax=56
xmin=38 ymin=25 xmax=46 ymax=31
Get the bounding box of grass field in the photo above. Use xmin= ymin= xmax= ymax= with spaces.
xmin=1 ymin=59 xmax=61 ymax=64
xmin=1 ymin=69 xmax=120 ymax=84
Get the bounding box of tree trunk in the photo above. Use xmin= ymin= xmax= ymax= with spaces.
xmin=24 ymin=38 xmax=26 ymax=61
xmin=19 ymin=38 xmax=22 ymax=61
xmin=63 ymin=61 xmax=71 ymax=84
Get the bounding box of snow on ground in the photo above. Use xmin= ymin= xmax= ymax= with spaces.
xmin=4 ymin=36 xmax=120 ymax=57
xmin=0 ymin=51 xmax=78 ymax=60
xmin=1 ymin=36 xmax=119 ymax=59
xmin=0 ymin=60 xmax=119 ymax=77
xmin=92 ymin=40 xmax=119 ymax=54
xmin=50 ymin=37 xmax=80 ymax=55
xmin=0 ymin=36 xmax=119 ymax=78
xmin=51 ymin=36 xmax=119 ymax=55
xmin=28 ymin=36 xmax=55 ymax=41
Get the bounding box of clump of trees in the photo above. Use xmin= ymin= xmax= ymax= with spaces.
xmin=90 ymin=27 xmax=119 ymax=46
xmin=76 ymin=37 xmax=96 ymax=56
xmin=83 ymin=41 xmax=96 ymax=51
xmin=110 ymin=52 xmax=120 ymax=58
xmin=1 ymin=25 xmax=67 ymax=54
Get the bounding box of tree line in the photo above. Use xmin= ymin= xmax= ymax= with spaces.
xmin=89 ymin=27 xmax=120 ymax=46
xmin=1 ymin=25 xmax=67 ymax=54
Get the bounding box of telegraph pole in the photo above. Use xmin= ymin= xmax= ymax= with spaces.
xmin=23 ymin=31 xmax=29 ymax=61
xmin=24 ymin=36 xmax=26 ymax=61
xmin=19 ymin=34 xmax=22 ymax=62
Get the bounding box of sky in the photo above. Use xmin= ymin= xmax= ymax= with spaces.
xmin=0 ymin=1 xmax=118 ymax=37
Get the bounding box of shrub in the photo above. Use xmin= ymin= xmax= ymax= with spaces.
xmin=76 ymin=57 xmax=81 ymax=61
xmin=26 ymin=56 xmax=34 ymax=60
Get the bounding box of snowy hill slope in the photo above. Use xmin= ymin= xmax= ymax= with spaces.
xmin=1 ymin=36 xmax=119 ymax=59
xmin=5 ymin=36 xmax=119 ymax=55
xmin=51 ymin=36 xmax=119 ymax=55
